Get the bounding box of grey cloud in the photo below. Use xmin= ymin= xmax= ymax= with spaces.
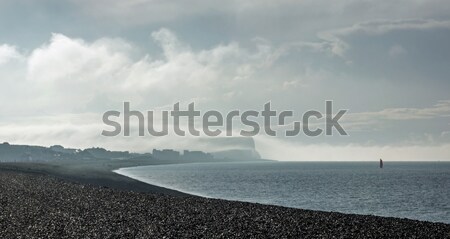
xmin=346 ymin=100 xmax=450 ymax=122
xmin=317 ymin=19 xmax=450 ymax=57
xmin=1 ymin=1 xmax=450 ymax=160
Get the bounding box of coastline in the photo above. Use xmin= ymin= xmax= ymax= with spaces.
xmin=112 ymin=160 xmax=274 ymax=199
xmin=0 ymin=160 xmax=192 ymax=197
xmin=0 ymin=167 xmax=449 ymax=238
xmin=113 ymin=162 xmax=450 ymax=224
xmin=113 ymin=166 xmax=210 ymax=199
xmin=0 ymin=161 xmax=449 ymax=237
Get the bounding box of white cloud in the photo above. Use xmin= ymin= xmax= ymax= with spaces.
xmin=27 ymin=34 xmax=132 ymax=84
xmin=0 ymin=29 xmax=294 ymax=152
xmin=5 ymin=29 xmax=287 ymax=113
xmin=1 ymin=25 xmax=449 ymax=159
xmin=0 ymin=44 xmax=22 ymax=64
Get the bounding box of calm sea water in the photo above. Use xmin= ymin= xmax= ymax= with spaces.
xmin=115 ymin=161 xmax=450 ymax=223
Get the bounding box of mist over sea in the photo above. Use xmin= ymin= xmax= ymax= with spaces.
xmin=115 ymin=161 xmax=450 ymax=223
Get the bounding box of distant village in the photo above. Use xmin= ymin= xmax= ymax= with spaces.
xmin=0 ymin=142 xmax=261 ymax=162
xmin=153 ymin=149 xmax=213 ymax=161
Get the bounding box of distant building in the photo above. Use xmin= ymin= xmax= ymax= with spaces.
xmin=183 ymin=150 xmax=213 ymax=161
xmin=152 ymin=149 xmax=180 ymax=160
xmin=84 ymin=147 xmax=131 ymax=159
xmin=50 ymin=145 xmax=77 ymax=154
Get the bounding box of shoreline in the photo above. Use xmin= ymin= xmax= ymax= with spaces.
xmin=0 ymin=167 xmax=448 ymax=237
xmin=0 ymin=160 xmax=193 ymax=197
xmin=5 ymin=160 xmax=448 ymax=224
xmin=0 ymin=159 xmax=272 ymax=197
xmin=3 ymin=160 xmax=450 ymax=225
xmin=113 ymin=164 xmax=450 ymax=225
xmin=113 ymin=166 xmax=209 ymax=199
xmin=111 ymin=160 xmax=275 ymax=199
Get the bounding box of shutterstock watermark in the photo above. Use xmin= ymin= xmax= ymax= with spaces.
xmin=102 ymin=101 xmax=348 ymax=137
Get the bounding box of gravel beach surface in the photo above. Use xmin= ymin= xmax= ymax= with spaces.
xmin=0 ymin=170 xmax=449 ymax=238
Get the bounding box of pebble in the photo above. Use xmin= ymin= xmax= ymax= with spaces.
xmin=0 ymin=171 xmax=449 ymax=238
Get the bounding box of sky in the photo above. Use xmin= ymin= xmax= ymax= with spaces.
xmin=0 ymin=0 xmax=449 ymax=161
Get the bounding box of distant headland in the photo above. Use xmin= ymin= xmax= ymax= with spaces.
xmin=0 ymin=140 xmax=264 ymax=163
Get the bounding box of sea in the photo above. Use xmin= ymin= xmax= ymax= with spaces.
xmin=114 ymin=161 xmax=450 ymax=224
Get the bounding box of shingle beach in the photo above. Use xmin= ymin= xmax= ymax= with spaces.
xmin=0 ymin=170 xmax=449 ymax=238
